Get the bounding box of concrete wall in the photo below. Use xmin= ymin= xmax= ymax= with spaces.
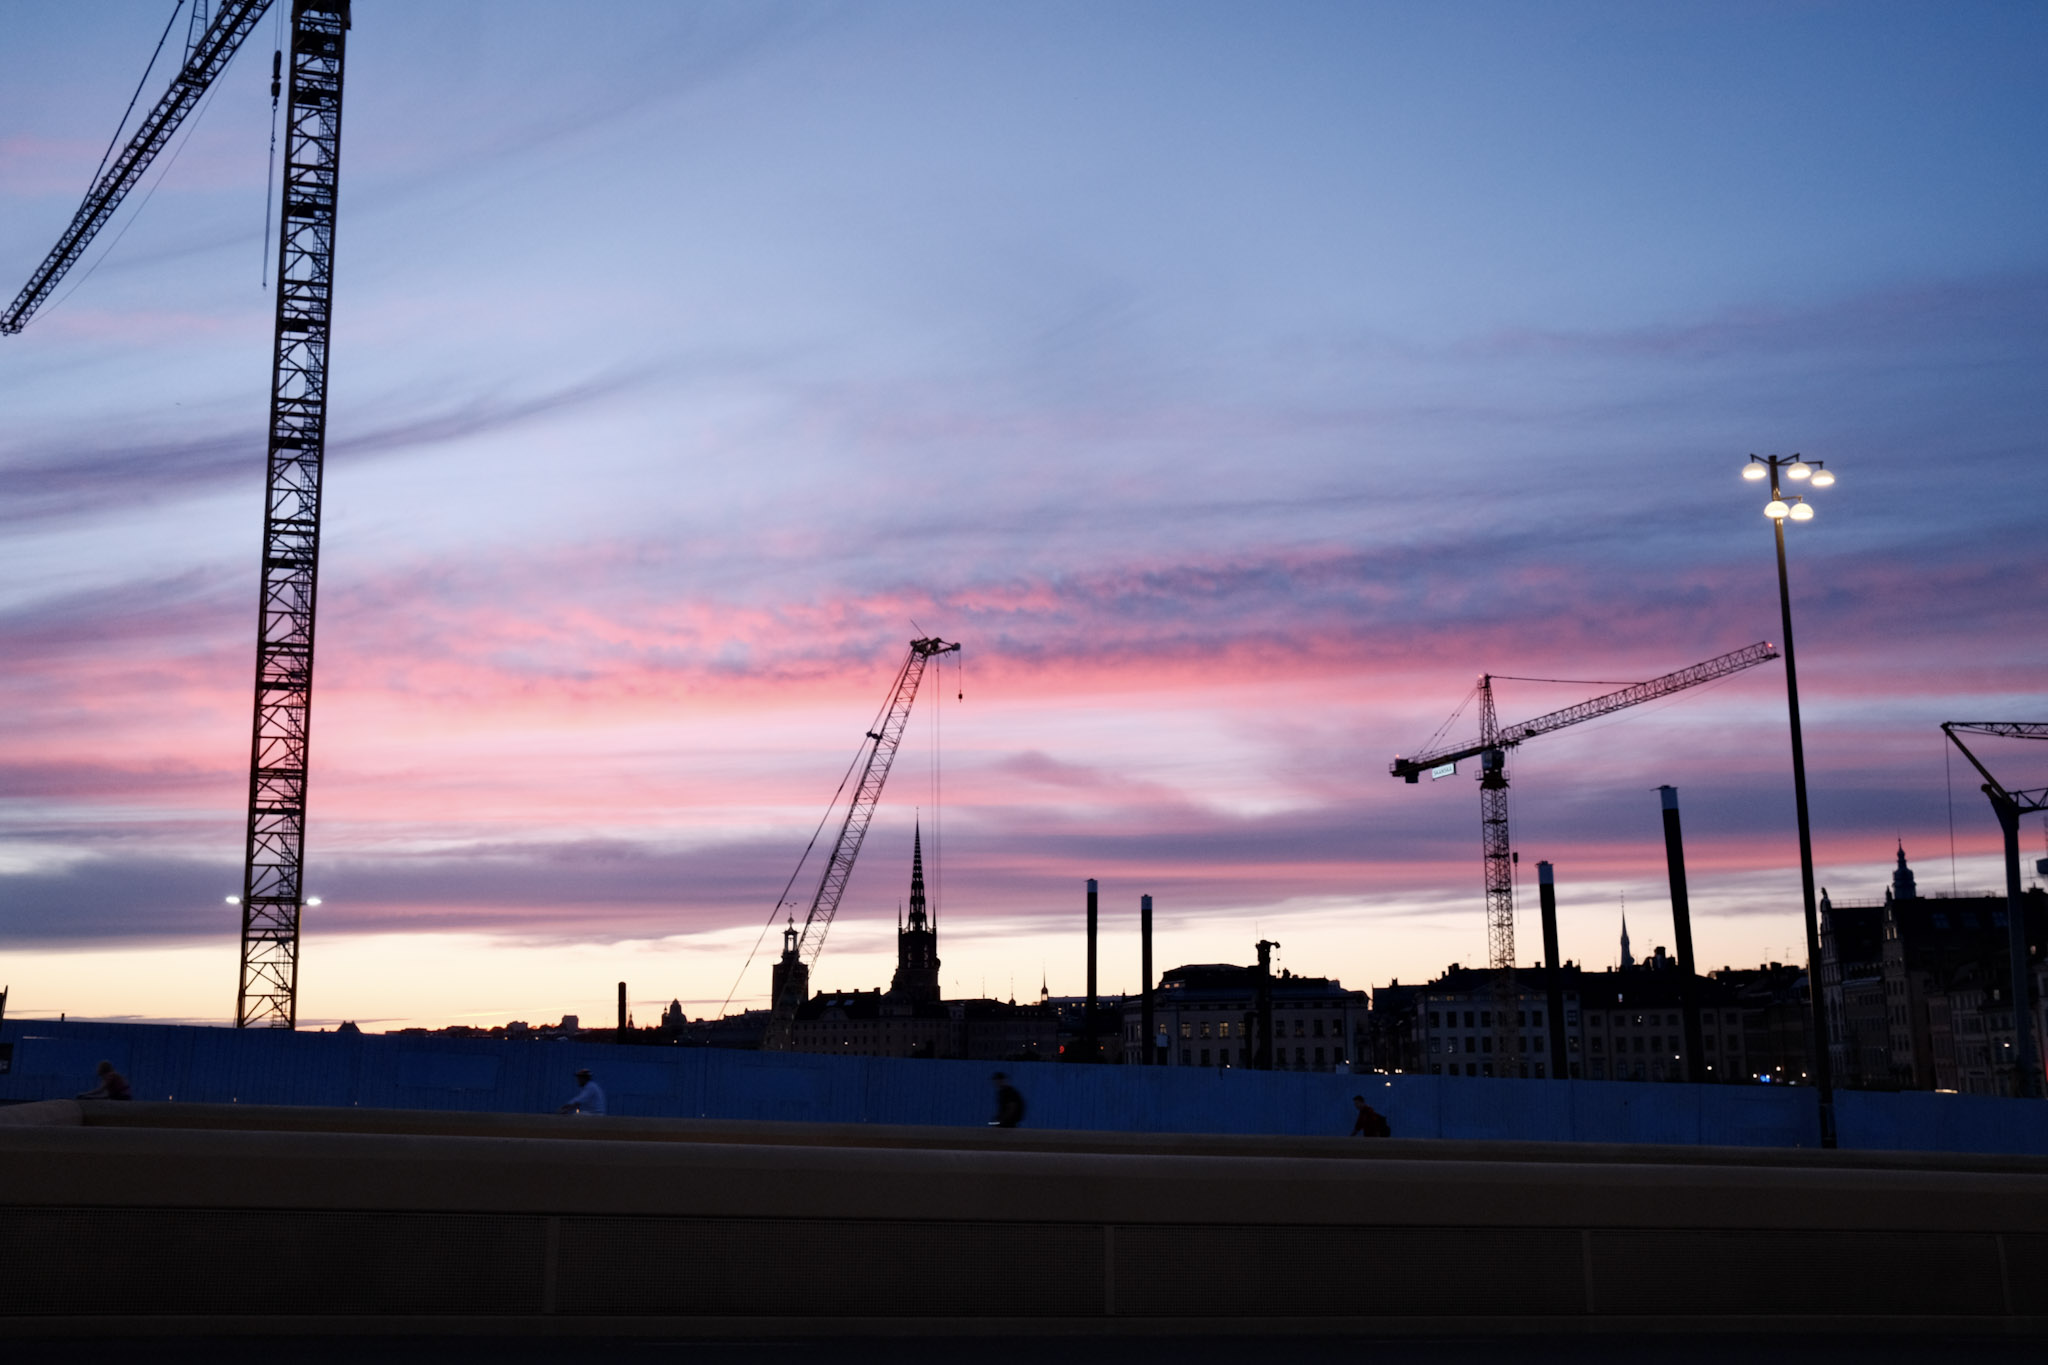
xmin=3 ymin=1017 xmax=2044 ymax=1153
xmin=5 ymin=1104 xmax=2048 ymax=1334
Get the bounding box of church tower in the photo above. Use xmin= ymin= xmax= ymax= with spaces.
xmin=1889 ymin=841 xmax=1918 ymax=902
xmin=770 ymin=917 xmax=809 ymax=1018
xmin=888 ymin=824 xmax=941 ymax=1004
xmin=1619 ymin=901 xmax=1635 ymax=971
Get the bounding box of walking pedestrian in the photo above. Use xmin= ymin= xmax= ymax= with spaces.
xmin=558 ymin=1067 xmax=605 ymax=1115
xmin=990 ymin=1071 xmax=1025 ymax=1128
xmin=1350 ymin=1093 xmax=1390 ymax=1137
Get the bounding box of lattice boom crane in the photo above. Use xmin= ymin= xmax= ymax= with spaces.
xmin=6 ymin=1 xmax=352 ymax=1027
xmin=1391 ymin=641 xmax=1779 ymax=1071
xmin=766 ymin=637 xmax=959 ymax=1046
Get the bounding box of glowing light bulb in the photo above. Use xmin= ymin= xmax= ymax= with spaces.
xmin=1742 ymin=463 xmax=1767 ymax=481
xmin=1787 ymin=461 xmax=1811 ymax=480
xmin=1765 ymin=500 xmax=1790 ymax=519
xmin=1810 ymin=467 xmax=1835 ymax=487
xmin=1789 ymin=502 xmax=1814 ymax=522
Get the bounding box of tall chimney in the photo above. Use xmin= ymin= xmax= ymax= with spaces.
xmin=1084 ymin=879 xmax=1100 ymax=1059
xmin=1659 ymin=786 xmax=1706 ymax=1082
xmin=1085 ymin=879 xmax=1099 ymax=1015
xmin=1254 ymin=939 xmax=1278 ymax=1070
xmin=1140 ymin=894 xmax=1155 ymax=1066
xmin=617 ymin=981 xmax=628 ymax=1034
xmin=1537 ymin=861 xmax=1568 ymax=1081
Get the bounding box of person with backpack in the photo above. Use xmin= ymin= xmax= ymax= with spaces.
xmin=1350 ymin=1093 xmax=1390 ymax=1137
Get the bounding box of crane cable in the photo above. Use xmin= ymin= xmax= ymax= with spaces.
xmin=1413 ymin=683 xmax=1478 ymax=761
xmin=88 ymin=3 xmax=186 ymax=196
xmin=713 ymin=735 xmax=869 ymax=1021
xmin=714 ymin=653 xmax=910 ymax=1017
xmin=36 ymin=3 xmax=246 ymax=326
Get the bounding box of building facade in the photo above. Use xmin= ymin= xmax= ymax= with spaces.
xmin=1820 ymin=844 xmax=2047 ymax=1094
xmin=1121 ymin=963 xmax=1369 ymax=1071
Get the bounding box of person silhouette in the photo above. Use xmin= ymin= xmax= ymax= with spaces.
xmin=1350 ymin=1094 xmax=1390 ymax=1137
xmin=76 ymin=1061 xmax=131 ymax=1101
xmin=557 ymin=1067 xmax=605 ymax=1115
xmin=990 ymin=1072 xmax=1025 ymax=1128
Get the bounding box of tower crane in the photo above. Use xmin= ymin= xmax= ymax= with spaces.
xmin=6 ymin=2 xmax=351 ymax=1026
xmin=764 ymin=637 xmax=960 ymax=1048
xmin=1392 ymin=641 xmax=1779 ymax=1071
xmin=1940 ymin=721 xmax=2048 ymax=1099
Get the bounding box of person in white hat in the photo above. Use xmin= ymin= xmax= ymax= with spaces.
xmin=557 ymin=1067 xmax=605 ymax=1115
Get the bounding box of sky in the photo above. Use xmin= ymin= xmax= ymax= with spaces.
xmin=3 ymin=1 xmax=2047 ymax=1031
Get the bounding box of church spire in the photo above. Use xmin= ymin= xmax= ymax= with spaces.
xmin=908 ymin=820 xmax=927 ymax=929
xmin=1891 ymin=840 xmax=1917 ymax=902
xmin=887 ymin=822 xmax=941 ymax=1005
xmin=1619 ymin=896 xmax=1634 ymax=971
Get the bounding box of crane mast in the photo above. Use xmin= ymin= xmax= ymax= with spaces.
xmin=1939 ymin=721 xmax=2048 ymax=1099
xmin=767 ymin=637 xmax=959 ymax=1047
xmin=4 ymin=1 xmax=350 ymax=1027
xmin=1393 ymin=641 xmax=1779 ymax=1075
xmin=236 ymin=1 xmax=351 ymax=1027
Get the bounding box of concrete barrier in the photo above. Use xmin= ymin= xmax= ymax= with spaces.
xmin=2 ymin=1102 xmax=2044 ymax=1336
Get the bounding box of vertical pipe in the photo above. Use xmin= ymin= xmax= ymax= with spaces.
xmin=1085 ymin=879 xmax=1099 ymax=1015
xmin=1537 ymin=861 xmax=1568 ymax=1080
xmin=1660 ymin=786 xmax=1706 ymax=1083
xmin=617 ymin=981 xmax=627 ymax=1034
xmin=1254 ymin=939 xmax=1278 ymax=1070
xmin=1772 ymin=464 xmax=1836 ymax=1145
xmin=1996 ymin=799 xmax=2043 ymax=1098
xmin=1140 ymin=894 xmax=1155 ymax=1066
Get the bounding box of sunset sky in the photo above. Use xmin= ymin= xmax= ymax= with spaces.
xmin=4 ymin=1 xmax=2046 ymax=1030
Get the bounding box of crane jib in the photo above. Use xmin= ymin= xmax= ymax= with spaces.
xmin=1390 ymin=641 xmax=1779 ymax=779
xmin=1 ymin=2 xmax=273 ymax=334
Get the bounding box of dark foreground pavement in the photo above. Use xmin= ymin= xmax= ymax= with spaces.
xmin=6 ymin=1100 xmax=2046 ymax=1341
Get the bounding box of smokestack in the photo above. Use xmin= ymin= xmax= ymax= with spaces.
xmin=1254 ymin=939 xmax=1278 ymax=1070
xmin=1085 ymin=879 xmax=1099 ymax=1016
xmin=1659 ymin=786 xmax=1706 ymax=1082
xmin=1537 ymin=862 xmax=1568 ymax=1081
xmin=617 ymin=981 xmax=627 ymax=1034
xmin=1140 ymin=894 xmax=1155 ymax=1066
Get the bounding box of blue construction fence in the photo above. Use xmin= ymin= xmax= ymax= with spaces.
xmin=2 ymin=1018 xmax=2043 ymax=1154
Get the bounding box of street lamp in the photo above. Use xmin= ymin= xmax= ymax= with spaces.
xmin=1744 ymin=452 xmax=1837 ymax=1148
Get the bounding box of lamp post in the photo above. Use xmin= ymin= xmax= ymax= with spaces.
xmin=1744 ymin=452 xmax=1837 ymax=1147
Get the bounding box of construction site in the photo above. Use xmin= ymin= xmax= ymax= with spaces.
xmin=4 ymin=0 xmax=2048 ymax=1345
